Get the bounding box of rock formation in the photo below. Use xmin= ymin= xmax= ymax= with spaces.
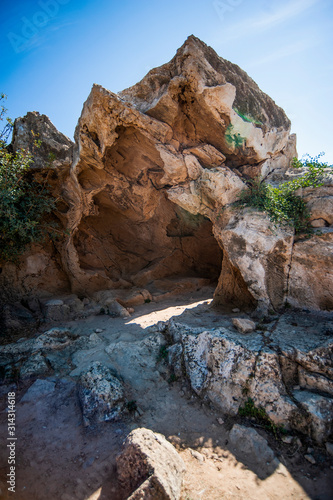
xmin=1 ymin=35 xmax=332 ymax=316
xmin=164 ymin=315 xmax=333 ymax=443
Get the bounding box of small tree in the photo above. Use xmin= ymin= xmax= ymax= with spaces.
xmin=0 ymin=94 xmax=60 ymax=261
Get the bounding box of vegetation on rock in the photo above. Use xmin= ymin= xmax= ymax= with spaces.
xmin=238 ymin=154 xmax=332 ymax=234
xmin=0 ymin=94 xmax=61 ymax=261
xmin=238 ymin=397 xmax=286 ymax=438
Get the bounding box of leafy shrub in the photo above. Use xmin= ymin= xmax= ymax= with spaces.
xmin=0 ymin=94 xmax=61 ymax=261
xmin=238 ymin=154 xmax=332 ymax=234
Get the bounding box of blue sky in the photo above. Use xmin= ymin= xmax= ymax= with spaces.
xmin=1 ymin=0 xmax=332 ymax=163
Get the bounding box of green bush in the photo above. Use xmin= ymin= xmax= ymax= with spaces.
xmin=238 ymin=154 xmax=332 ymax=234
xmin=0 ymin=94 xmax=60 ymax=261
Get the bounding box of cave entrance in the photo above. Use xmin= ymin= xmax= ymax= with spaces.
xmin=74 ymin=124 xmax=223 ymax=302
xmin=74 ymin=200 xmax=222 ymax=299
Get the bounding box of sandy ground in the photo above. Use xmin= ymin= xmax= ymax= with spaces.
xmin=0 ymin=289 xmax=332 ymax=500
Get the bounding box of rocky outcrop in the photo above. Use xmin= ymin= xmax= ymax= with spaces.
xmin=11 ymin=111 xmax=74 ymax=171
xmin=164 ymin=315 xmax=333 ymax=443
xmin=1 ymin=35 xmax=332 ymax=315
xmin=116 ymin=428 xmax=186 ymax=499
xmin=0 ymin=327 xmax=78 ymax=380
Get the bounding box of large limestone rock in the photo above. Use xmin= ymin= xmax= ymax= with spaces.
xmin=116 ymin=428 xmax=186 ymax=499
xmin=212 ymin=208 xmax=294 ymax=311
xmin=1 ymin=35 xmax=332 ymax=314
xmin=165 ymin=316 xmax=333 ymax=443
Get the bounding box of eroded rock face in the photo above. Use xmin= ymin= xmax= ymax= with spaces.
xmin=1 ymin=35 xmax=332 ymax=314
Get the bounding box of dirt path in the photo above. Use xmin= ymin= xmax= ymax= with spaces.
xmin=1 ymin=290 xmax=332 ymax=499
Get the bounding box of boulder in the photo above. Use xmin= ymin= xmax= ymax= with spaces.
xmin=78 ymin=361 xmax=125 ymax=426
xmin=116 ymin=428 xmax=186 ymax=499
xmin=105 ymin=333 xmax=166 ymax=390
xmin=232 ymin=318 xmax=256 ymax=334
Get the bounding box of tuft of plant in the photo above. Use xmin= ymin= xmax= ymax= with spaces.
xmin=237 ymin=153 xmax=332 ymax=234
xmin=238 ymin=398 xmax=287 ymax=438
xmin=167 ymin=373 xmax=178 ymax=384
xmin=126 ymin=400 xmax=138 ymax=413
xmin=0 ymin=94 xmax=62 ymax=262
xmin=157 ymin=345 xmax=168 ymax=362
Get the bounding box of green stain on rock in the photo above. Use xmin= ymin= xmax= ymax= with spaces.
xmin=234 ymin=108 xmax=263 ymax=126
xmin=225 ymin=124 xmax=246 ymax=148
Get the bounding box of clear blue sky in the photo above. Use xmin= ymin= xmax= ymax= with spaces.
xmin=1 ymin=0 xmax=332 ymax=163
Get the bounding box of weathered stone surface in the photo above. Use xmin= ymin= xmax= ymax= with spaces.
xmin=105 ymin=333 xmax=166 ymax=390
xmin=78 ymin=361 xmax=125 ymax=426
xmin=165 ymin=317 xmax=333 ymax=442
xmin=120 ymin=35 xmax=291 ymax=165
xmin=167 ymin=344 xmax=184 ymax=379
xmin=116 ymin=428 xmax=185 ymax=500
xmin=293 ymin=390 xmax=333 ymax=443
xmin=229 ymin=424 xmax=278 ymax=474
xmin=213 ymin=209 xmax=294 ymax=311
xmin=287 ymin=232 xmax=333 ymax=311
xmin=167 ymin=166 xmax=246 ymax=217
xmin=0 ymin=327 xmax=77 ymax=381
xmin=11 ymin=112 xmax=73 ymax=171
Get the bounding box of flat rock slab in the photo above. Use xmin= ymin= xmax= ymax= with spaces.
xmin=117 ymin=428 xmax=186 ymax=500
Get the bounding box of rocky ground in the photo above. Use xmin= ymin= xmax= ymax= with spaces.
xmin=0 ymin=288 xmax=333 ymax=500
